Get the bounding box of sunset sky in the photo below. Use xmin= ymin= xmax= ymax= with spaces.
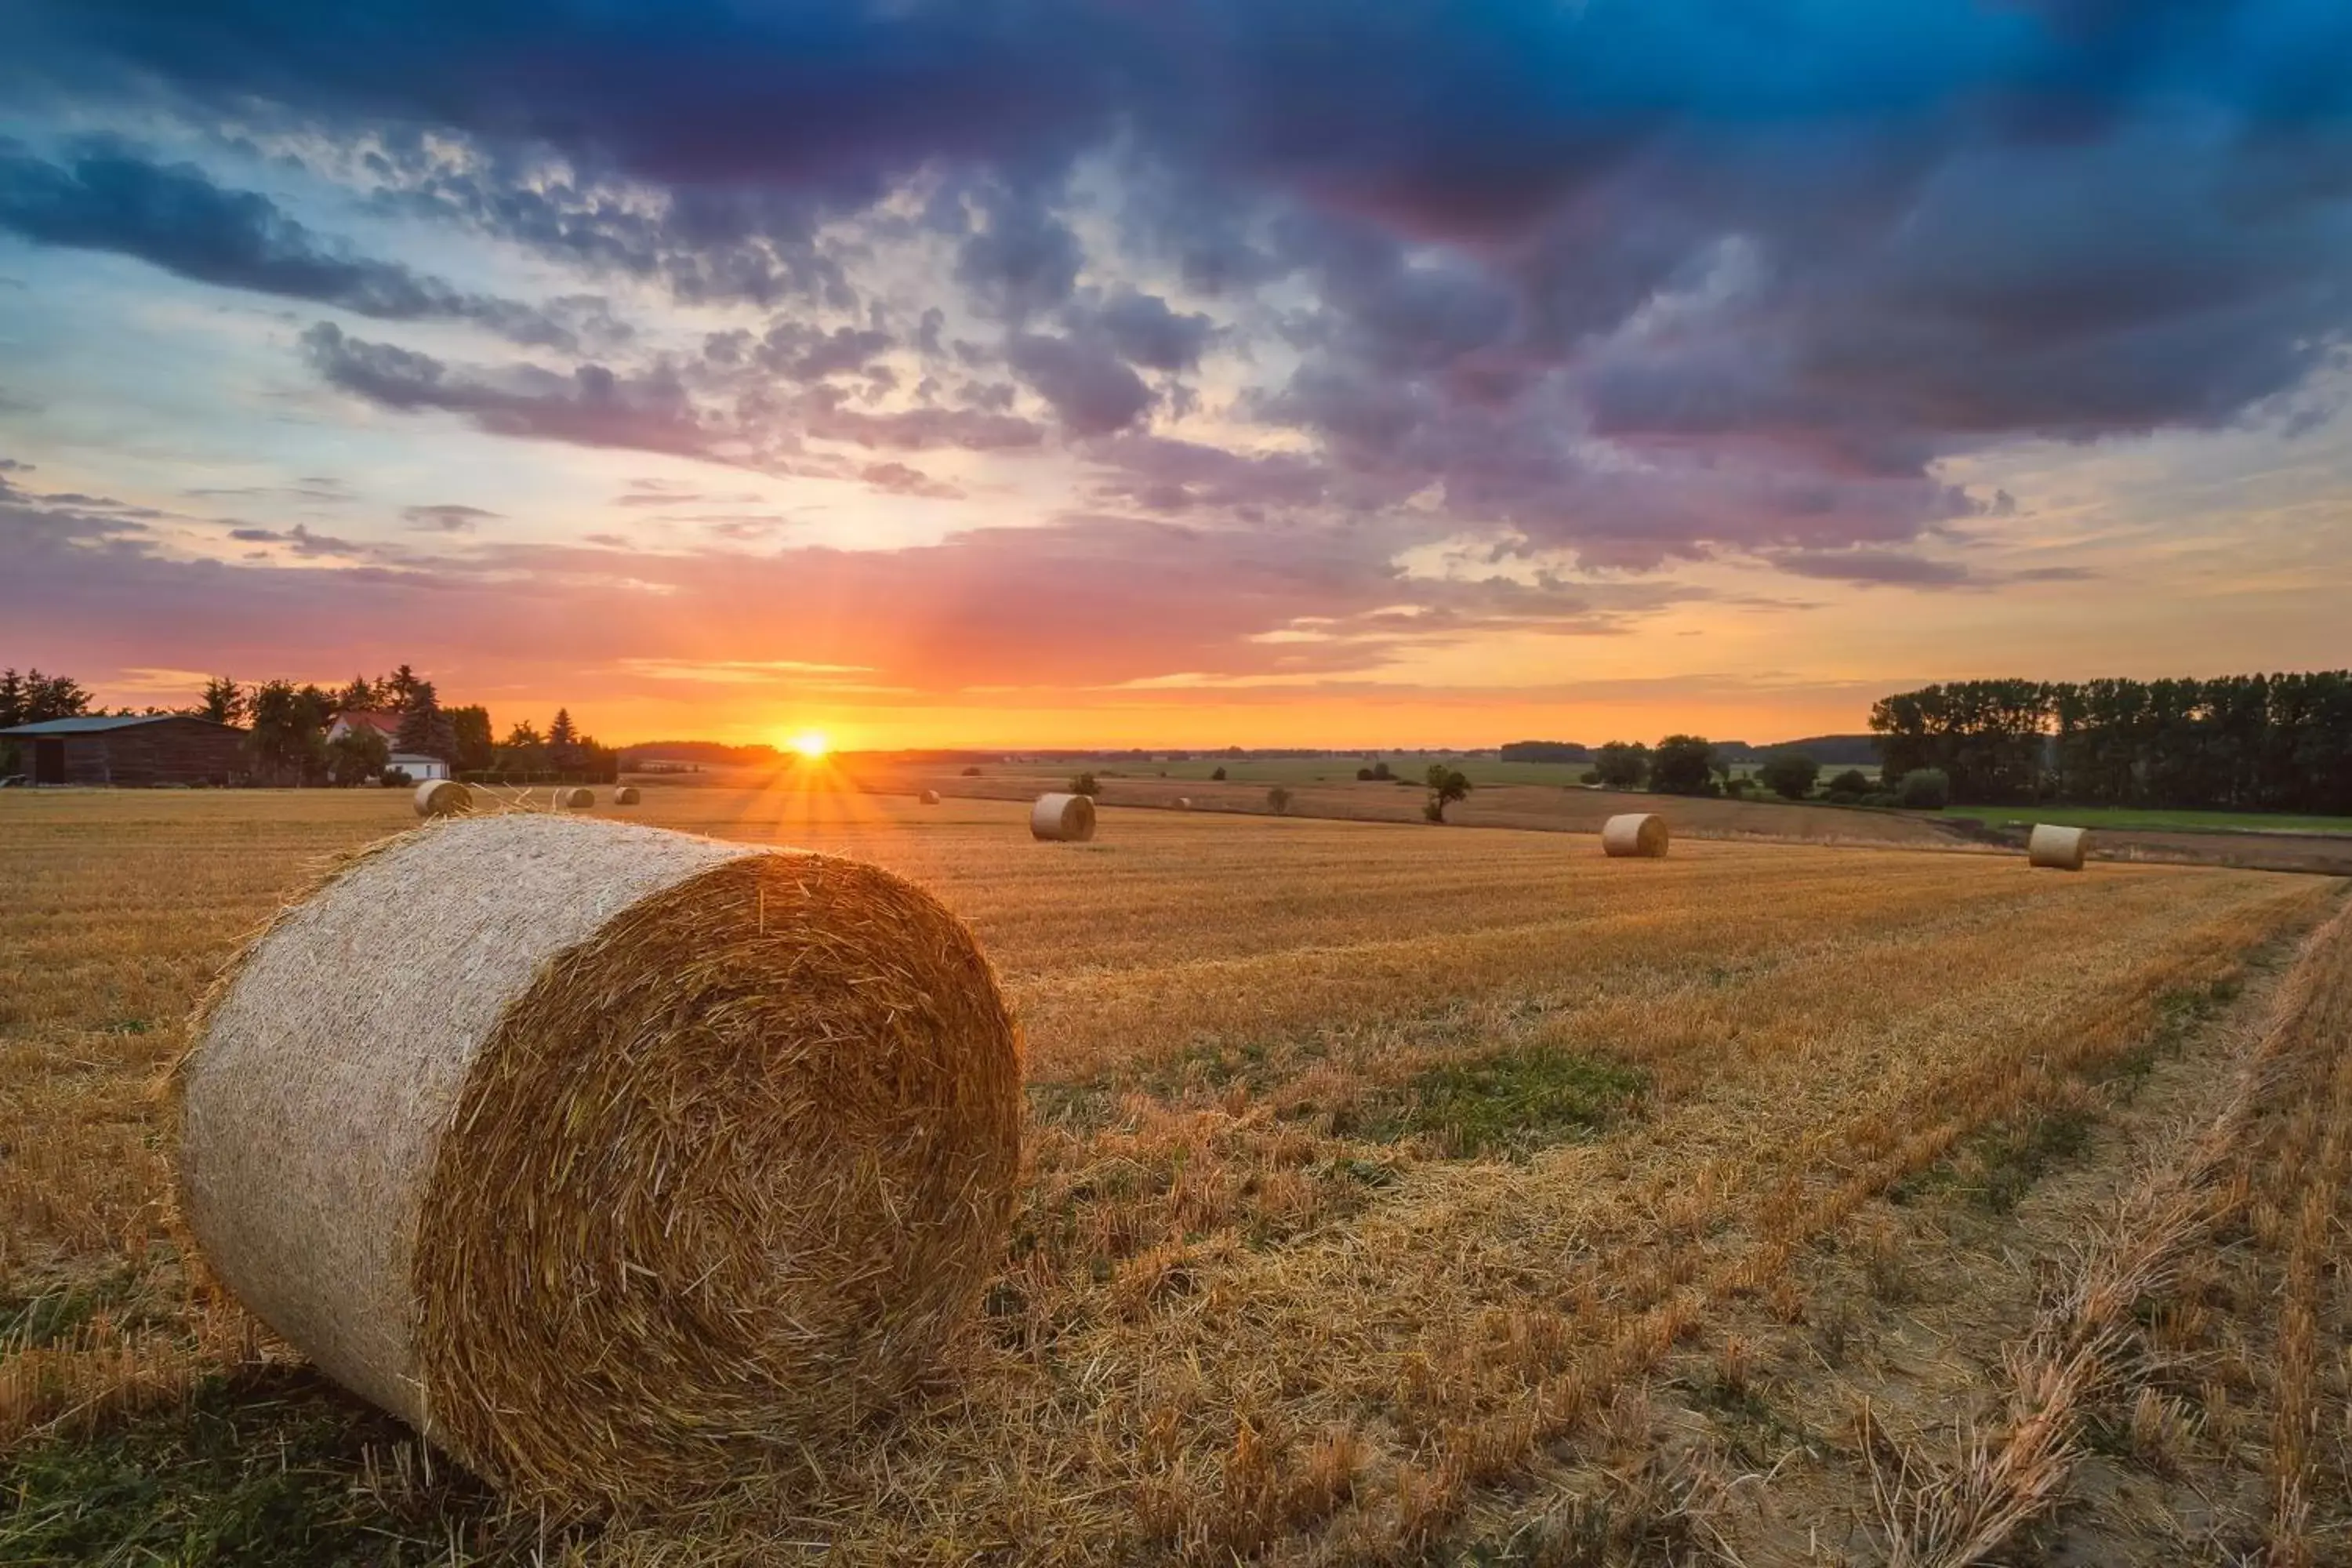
xmin=3 ymin=2 xmax=2349 ymax=750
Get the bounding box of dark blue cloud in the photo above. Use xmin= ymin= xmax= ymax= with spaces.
xmin=12 ymin=0 xmax=2352 ymax=567
xmin=0 ymin=143 xmax=580 ymax=346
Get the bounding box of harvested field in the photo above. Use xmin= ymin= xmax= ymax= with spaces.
xmin=4 ymin=782 xmax=2348 ymax=1565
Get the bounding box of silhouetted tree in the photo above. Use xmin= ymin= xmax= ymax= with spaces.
xmin=1424 ymin=764 xmax=1472 ymax=822
xmin=1592 ymin=741 xmax=1649 ymax=789
xmin=196 ymin=676 xmax=246 ymax=726
xmin=1650 ymin=735 xmax=1717 ymax=796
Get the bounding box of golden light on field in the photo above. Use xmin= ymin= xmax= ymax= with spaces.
xmin=2 ymin=782 xmax=2347 ymax=1564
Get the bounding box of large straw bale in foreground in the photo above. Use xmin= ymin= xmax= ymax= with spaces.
xmin=2028 ymin=823 xmax=2092 ymax=870
xmin=1600 ymin=812 xmax=1669 ymax=858
xmin=413 ymin=779 xmax=473 ymax=818
xmin=1030 ymin=791 xmax=1096 ymax=841
xmin=172 ymin=814 xmax=1021 ymax=1506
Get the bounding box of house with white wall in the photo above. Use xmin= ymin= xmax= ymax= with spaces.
xmin=324 ymin=710 xmax=450 ymax=782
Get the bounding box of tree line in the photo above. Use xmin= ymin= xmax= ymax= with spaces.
xmin=2 ymin=664 xmax=617 ymax=786
xmin=1870 ymin=673 xmax=2352 ymax=812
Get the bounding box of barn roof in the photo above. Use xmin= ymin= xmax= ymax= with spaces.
xmin=1 ymin=713 xmax=244 ymax=736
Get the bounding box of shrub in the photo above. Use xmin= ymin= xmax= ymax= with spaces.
xmin=1356 ymin=767 xmax=1374 ymax=781
xmin=1896 ymin=768 xmax=1951 ymax=810
xmin=960 ymin=764 xmax=982 ymax=776
xmin=1579 ymin=768 xmax=1602 ymax=785
xmin=380 ymin=768 xmax=413 ymax=788
xmin=1210 ymin=766 xmax=1227 ymax=781
xmin=1824 ymin=768 xmax=1871 ymax=800
xmin=1266 ymin=786 xmax=1292 ymax=815
xmin=1068 ymin=771 xmax=1099 ymax=797
xmin=1756 ymin=753 xmax=1820 ymax=801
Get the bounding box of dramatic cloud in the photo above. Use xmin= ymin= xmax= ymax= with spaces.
xmin=0 ymin=143 xmax=580 ymax=347
xmin=4 ymin=1 xmax=2350 ymax=739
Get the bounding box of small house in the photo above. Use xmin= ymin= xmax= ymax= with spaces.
xmin=325 ymin=710 xmax=449 ymax=782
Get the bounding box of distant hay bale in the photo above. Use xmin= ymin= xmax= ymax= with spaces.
xmin=1030 ymin=792 xmax=1096 ymax=842
xmin=171 ymin=814 xmax=1021 ymax=1508
xmin=1175 ymin=797 xmax=1192 ymax=809
xmin=920 ymin=789 xmax=941 ymax=805
xmin=2028 ymin=823 xmax=2091 ymax=870
xmin=557 ymin=786 xmax=594 ymax=809
xmin=413 ymin=780 xmax=474 ymax=818
xmin=1600 ymin=812 xmax=1670 ymax=858
xmin=611 ymin=785 xmax=641 ymax=805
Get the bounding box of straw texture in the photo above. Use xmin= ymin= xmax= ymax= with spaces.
xmin=612 ymin=785 xmax=641 ymax=804
xmin=557 ymin=786 xmax=594 ymax=809
xmin=1029 ymin=792 xmax=1097 ymax=842
xmin=920 ymin=789 xmax=941 ymax=805
xmin=172 ymin=814 xmax=1021 ymax=1507
xmin=413 ymin=780 xmax=474 ymax=818
xmin=2028 ymin=823 xmax=2092 ymax=870
xmin=1600 ymin=812 xmax=1670 ymax=858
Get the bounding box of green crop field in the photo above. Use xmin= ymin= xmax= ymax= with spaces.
xmin=1943 ymin=804 xmax=2352 ymax=835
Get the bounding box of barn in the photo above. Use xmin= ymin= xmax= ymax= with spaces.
xmin=0 ymin=715 xmax=249 ymax=786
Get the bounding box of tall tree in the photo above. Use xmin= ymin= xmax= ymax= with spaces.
xmin=248 ymin=679 xmax=327 ymax=785
xmin=547 ymin=708 xmax=583 ymax=772
xmin=394 ymin=680 xmax=459 ymax=764
xmin=196 ymin=676 xmax=246 ymax=726
xmin=334 ymin=673 xmax=383 ymax=713
xmin=448 ymin=705 xmax=495 ymax=774
xmin=385 ymin=664 xmax=426 ymax=710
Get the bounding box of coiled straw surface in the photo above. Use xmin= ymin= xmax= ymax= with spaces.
xmin=2028 ymin=822 xmax=2092 ymax=870
xmin=612 ymin=785 xmax=641 ymax=804
xmin=557 ymin=786 xmax=594 ymax=809
xmin=413 ymin=779 xmax=473 ymax=818
xmin=1600 ymin=812 xmax=1670 ymax=858
xmin=172 ymin=814 xmax=1021 ymax=1507
xmin=1029 ymin=792 xmax=1097 ymax=841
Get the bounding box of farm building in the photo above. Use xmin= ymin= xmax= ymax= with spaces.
xmin=325 ymin=710 xmax=450 ymax=782
xmin=0 ymin=714 xmax=249 ymax=786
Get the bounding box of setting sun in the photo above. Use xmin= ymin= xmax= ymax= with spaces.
xmin=789 ymin=731 xmax=830 ymax=759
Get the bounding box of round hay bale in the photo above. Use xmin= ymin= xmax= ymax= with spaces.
xmin=556 ymin=786 xmax=594 ymax=809
xmin=611 ymin=785 xmax=641 ymax=805
xmin=413 ymin=780 xmax=474 ymax=818
xmin=919 ymin=789 xmax=941 ymax=805
xmin=1029 ymin=792 xmax=1096 ymax=842
xmin=172 ymin=814 xmax=1021 ymax=1507
xmin=1600 ymin=812 xmax=1670 ymax=858
xmin=2027 ymin=823 xmax=2091 ymax=870
xmin=1175 ymin=796 xmax=1192 ymax=810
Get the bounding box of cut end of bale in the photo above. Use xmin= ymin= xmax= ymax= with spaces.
xmin=413 ymin=780 xmax=474 ymax=818
xmin=1600 ymin=812 xmax=1669 ymax=858
xmin=172 ymin=814 xmax=1022 ymax=1510
xmin=2028 ymin=822 xmax=2091 ymax=870
xmin=1030 ymin=791 xmax=1097 ymax=842
xmin=611 ymin=785 xmax=641 ymax=805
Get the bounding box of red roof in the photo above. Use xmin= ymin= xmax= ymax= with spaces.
xmin=331 ymin=710 xmax=402 ymax=735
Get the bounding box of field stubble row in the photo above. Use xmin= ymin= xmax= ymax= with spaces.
xmin=0 ymin=783 xmax=2341 ymax=1564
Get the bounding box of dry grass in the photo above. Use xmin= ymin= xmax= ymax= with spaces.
xmin=1 ymin=780 xmax=2342 ymax=1564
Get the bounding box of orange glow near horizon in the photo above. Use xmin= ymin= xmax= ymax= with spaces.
xmin=790 ymin=730 xmax=831 ymax=758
